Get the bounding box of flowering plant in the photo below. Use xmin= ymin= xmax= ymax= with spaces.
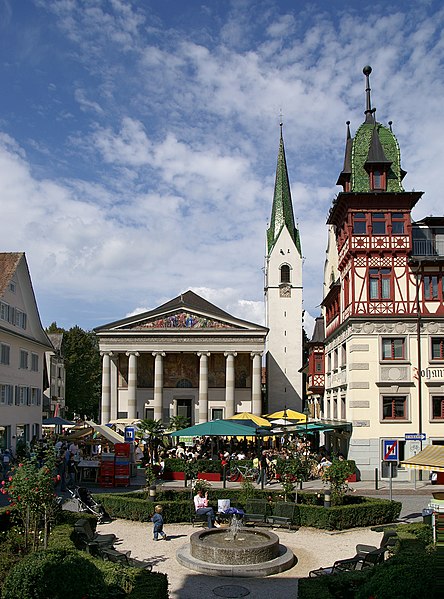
xmin=1 ymin=446 xmax=58 ymax=550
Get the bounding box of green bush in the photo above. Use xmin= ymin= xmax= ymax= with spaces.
xmin=96 ymin=489 xmax=399 ymax=530
xmin=1 ymin=549 xmax=109 ymax=599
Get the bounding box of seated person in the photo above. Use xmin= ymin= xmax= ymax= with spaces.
xmin=193 ymin=489 xmax=220 ymax=528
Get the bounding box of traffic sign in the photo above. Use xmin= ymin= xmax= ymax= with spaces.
xmin=383 ymin=439 xmax=398 ymax=461
xmin=405 ymin=433 xmax=426 ymax=441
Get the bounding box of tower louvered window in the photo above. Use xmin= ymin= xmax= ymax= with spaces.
xmin=280 ymin=264 xmax=290 ymax=283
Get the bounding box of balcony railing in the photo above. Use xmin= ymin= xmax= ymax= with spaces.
xmin=412 ymin=239 xmax=444 ymax=257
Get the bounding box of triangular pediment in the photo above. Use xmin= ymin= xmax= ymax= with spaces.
xmin=95 ymin=290 xmax=267 ymax=333
xmin=125 ymin=310 xmax=235 ymax=330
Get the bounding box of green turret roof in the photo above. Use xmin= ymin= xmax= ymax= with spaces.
xmin=267 ymin=128 xmax=301 ymax=255
xmin=338 ymin=66 xmax=406 ymax=193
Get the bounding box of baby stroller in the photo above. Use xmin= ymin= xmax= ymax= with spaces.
xmin=68 ymin=486 xmax=112 ymax=523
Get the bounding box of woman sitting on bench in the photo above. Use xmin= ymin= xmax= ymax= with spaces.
xmin=193 ymin=489 xmax=220 ymax=528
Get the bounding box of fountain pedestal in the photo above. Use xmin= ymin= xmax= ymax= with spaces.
xmin=176 ymin=527 xmax=296 ymax=577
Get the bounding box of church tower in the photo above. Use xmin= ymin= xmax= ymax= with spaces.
xmin=264 ymin=125 xmax=303 ymax=412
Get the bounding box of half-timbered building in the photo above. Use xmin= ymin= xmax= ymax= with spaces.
xmin=316 ymin=66 xmax=444 ymax=480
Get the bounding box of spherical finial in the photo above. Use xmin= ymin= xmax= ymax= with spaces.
xmin=346 ymin=120 xmax=350 ymax=125
xmin=363 ymin=65 xmax=372 ymax=76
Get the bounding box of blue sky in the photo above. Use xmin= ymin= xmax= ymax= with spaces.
xmin=1 ymin=0 xmax=443 ymax=334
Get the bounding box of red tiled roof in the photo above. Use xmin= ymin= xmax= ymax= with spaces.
xmin=0 ymin=252 xmax=23 ymax=298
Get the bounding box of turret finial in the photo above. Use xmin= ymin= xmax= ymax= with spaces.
xmin=363 ymin=65 xmax=375 ymax=123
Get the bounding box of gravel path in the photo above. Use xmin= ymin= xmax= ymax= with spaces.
xmin=97 ymin=519 xmax=384 ymax=599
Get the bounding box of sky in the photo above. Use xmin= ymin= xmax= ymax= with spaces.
xmin=1 ymin=0 xmax=444 ymax=335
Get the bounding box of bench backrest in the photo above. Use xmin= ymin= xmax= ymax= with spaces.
xmin=272 ymin=502 xmax=296 ymax=520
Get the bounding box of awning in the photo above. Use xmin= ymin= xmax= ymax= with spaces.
xmin=401 ymin=445 xmax=444 ymax=473
xmin=108 ymin=418 xmax=141 ymax=433
xmin=170 ymin=419 xmax=265 ymax=437
xmin=86 ymin=421 xmax=125 ymax=444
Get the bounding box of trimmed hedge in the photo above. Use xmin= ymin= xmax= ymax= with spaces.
xmin=95 ymin=489 xmax=401 ymax=530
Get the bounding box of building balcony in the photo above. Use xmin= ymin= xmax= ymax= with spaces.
xmin=411 ymin=239 xmax=444 ymax=258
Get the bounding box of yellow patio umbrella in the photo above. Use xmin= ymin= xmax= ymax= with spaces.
xmin=265 ymin=409 xmax=307 ymax=422
xmin=229 ymin=412 xmax=272 ymax=427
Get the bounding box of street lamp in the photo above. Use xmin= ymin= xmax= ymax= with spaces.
xmin=303 ymin=405 xmax=311 ymax=478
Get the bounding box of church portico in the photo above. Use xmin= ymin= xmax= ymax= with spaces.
xmin=95 ymin=291 xmax=267 ymax=425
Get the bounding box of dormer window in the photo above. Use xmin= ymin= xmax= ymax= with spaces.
xmin=370 ymin=168 xmax=386 ymax=191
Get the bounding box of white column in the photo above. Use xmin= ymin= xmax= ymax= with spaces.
xmin=251 ymin=352 xmax=263 ymax=416
xmin=224 ymin=351 xmax=237 ymax=418
xmin=198 ymin=352 xmax=210 ymax=423
xmin=100 ymin=352 xmax=112 ymax=424
xmin=110 ymin=356 xmax=118 ymax=421
xmin=126 ymin=351 xmax=139 ymax=419
xmin=152 ymin=352 xmax=166 ymax=421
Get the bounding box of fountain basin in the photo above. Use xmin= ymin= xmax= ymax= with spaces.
xmin=176 ymin=528 xmax=296 ymax=577
xmin=191 ymin=528 xmax=279 ymax=565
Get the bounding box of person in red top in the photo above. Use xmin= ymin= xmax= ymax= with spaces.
xmin=193 ymin=489 xmax=220 ymax=528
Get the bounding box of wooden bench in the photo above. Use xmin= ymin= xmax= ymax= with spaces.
xmin=309 ymin=547 xmax=387 ymax=577
xmin=74 ymin=518 xmax=116 ymax=547
xmin=266 ymin=502 xmax=296 ymax=530
xmin=243 ymin=500 xmax=268 ymax=526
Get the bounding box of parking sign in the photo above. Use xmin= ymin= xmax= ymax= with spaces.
xmin=383 ymin=439 xmax=398 ymax=461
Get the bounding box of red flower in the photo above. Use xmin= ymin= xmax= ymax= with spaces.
xmin=1 ymin=480 xmax=5 ymax=486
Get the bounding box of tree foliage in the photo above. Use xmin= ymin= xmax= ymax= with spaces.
xmin=54 ymin=324 xmax=101 ymax=420
xmin=321 ymin=458 xmax=354 ymax=505
xmin=137 ymin=419 xmax=165 ymax=465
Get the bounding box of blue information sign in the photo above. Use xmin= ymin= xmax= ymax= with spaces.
xmin=383 ymin=439 xmax=398 ymax=461
xmin=405 ymin=433 xmax=426 ymax=441
xmin=124 ymin=426 xmax=135 ymax=442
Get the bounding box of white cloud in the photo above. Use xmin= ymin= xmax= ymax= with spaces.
xmin=1 ymin=1 xmax=444 ymax=335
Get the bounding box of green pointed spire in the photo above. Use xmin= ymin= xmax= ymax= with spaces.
xmin=267 ymin=127 xmax=301 ymax=255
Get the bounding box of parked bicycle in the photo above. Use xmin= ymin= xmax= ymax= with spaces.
xmin=226 ymin=463 xmax=258 ymax=482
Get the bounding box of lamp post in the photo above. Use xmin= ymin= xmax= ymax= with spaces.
xmin=303 ymin=405 xmax=311 ymax=484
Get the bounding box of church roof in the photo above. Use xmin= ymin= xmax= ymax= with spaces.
xmin=95 ymin=290 xmax=268 ymax=333
xmin=267 ymin=127 xmax=301 ymax=256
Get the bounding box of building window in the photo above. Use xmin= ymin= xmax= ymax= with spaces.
xmin=382 ymin=338 xmax=405 ymax=360
xmin=370 ymin=170 xmax=386 ymax=191
xmin=369 ymin=268 xmax=391 ymax=300
xmin=212 ymin=408 xmax=224 ymax=420
xmin=30 ymin=388 xmax=40 ymax=405
xmin=392 ymin=213 xmax=405 ymax=234
xmin=17 ymin=386 xmax=29 ymax=406
xmin=432 ymin=396 xmax=444 ymax=420
xmin=431 ymin=338 xmax=444 ymax=360
xmin=9 ymin=282 xmax=16 ymax=293
xmin=19 ymin=350 xmax=29 ymax=370
xmin=314 ymin=355 xmax=323 ymax=373
xmin=0 ymin=384 xmax=14 ymax=405
xmin=144 ymin=407 xmax=154 ymax=420
xmin=15 ymin=309 xmax=27 ymax=329
xmin=0 ymin=301 xmax=11 ymax=322
xmin=382 ymin=395 xmax=407 ymax=420
xmin=372 ymin=212 xmax=386 ymax=235
xmin=280 ymin=264 xmax=291 ymax=283
xmin=0 ymin=344 xmax=10 ymax=365
xmin=353 ymin=212 xmax=367 ymax=234
xmin=31 ymin=353 xmax=39 ymax=372
xmin=341 ymin=343 xmax=347 ymax=366
xmin=424 ymin=275 xmax=439 ymax=300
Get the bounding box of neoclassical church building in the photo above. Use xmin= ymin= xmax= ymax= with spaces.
xmin=95 ymin=131 xmax=303 ymax=425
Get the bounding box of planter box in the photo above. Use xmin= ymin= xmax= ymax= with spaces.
xmin=163 ymin=471 xmax=185 ymax=481
xmin=198 ymin=472 xmax=221 ymax=482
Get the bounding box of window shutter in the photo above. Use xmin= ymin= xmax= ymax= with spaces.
xmin=37 ymin=389 xmax=41 ymax=406
xmin=27 ymin=388 xmax=31 ymax=405
xmin=8 ymin=386 xmax=13 ymax=405
xmin=15 ymin=385 xmax=19 ymax=405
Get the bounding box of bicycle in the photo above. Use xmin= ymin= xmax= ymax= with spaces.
xmin=226 ymin=463 xmax=258 ymax=482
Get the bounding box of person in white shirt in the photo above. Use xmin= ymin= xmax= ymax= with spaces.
xmin=193 ymin=489 xmax=219 ymax=528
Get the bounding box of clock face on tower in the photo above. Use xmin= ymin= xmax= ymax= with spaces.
xmin=280 ymin=284 xmax=291 ymax=298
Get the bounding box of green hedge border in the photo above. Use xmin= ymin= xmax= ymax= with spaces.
xmin=95 ymin=489 xmax=401 ymax=531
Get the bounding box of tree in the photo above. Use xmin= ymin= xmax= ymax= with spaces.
xmin=62 ymin=326 xmax=101 ymax=420
xmin=137 ymin=419 xmax=165 ymax=465
xmin=1 ymin=448 xmax=58 ymax=551
xmin=321 ymin=458 xmax=354 ymax=505
xmin=169 ymin=415 xmax=190 ymax=431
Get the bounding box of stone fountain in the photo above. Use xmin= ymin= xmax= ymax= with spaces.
xmin=176 ymin=516 xmax=296 ymax=577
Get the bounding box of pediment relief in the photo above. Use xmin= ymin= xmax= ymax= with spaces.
xmin=125 ymin=311 xmax=236 ymax=330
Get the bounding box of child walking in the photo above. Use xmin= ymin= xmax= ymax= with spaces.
xmin=151 ymin=505 xmax=167 ymax=541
